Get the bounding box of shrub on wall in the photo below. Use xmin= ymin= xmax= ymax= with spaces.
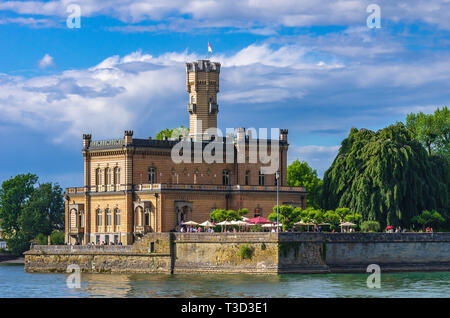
xmin=250 ymin=225 xmax=263 ymax=232
xmin=50 ymin=231 xmax=65 ymax=245
xmin=360 ymin=221 xmax=381 ymax=233
xmin=35 ymin=233 xmax=48 ymax=245
xmin=238 ymin=244 xmax=253 ymax=260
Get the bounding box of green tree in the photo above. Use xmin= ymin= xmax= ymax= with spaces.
xmin=0 ymin=174 xmax=38 ymax=239
xmin=412 ymin=210 xmax=445 ymax=230
xmin=50 ymin=230 xmax=65 ymax=245
xmin=406 ymin=106 xmax=449 ymax=161
xmin=155 ymin=128 xmax=173 ymax=140
xmin=360 ymin=221 xmax=381 ymax=232
xmin=287 ymin=160 xmax=323 ymax=208
xmin=155 ymin=126 xmax=189 ymax=140
xmin=0 ymin=174 xmax=65 ymax=255
xmin=210 ymin=209 xmax=243 ymax=222
xmin=268 ymin=205 xmax=302 ymax=231
xmin=322 ymin=123 xmax=449 ymax=228
xmin=323 ymin=210 xmax=340 ymax=225
xmin=20 ymin=183 xmax=65 ymax=237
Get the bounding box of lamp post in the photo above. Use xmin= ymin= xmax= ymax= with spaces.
xmin=276 ymin=171 xmax=280 ymax=233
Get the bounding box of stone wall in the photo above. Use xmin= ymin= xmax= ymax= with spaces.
xmin=25 ymin=233 xmax=450 ymax=274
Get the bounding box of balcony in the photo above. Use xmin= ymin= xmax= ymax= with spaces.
xmin=188 ymin=103 xmax=197 ymax=114
xmin=134 ymin=225 xmax=152 ymax=235
xmin=69 ymin=227 xmax=84 ymax=235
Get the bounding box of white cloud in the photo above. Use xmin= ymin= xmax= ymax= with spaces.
xmin=38 ymin=53 xmax=55 ymax=69
xmin=1 ymin=0 xmax=450 ymax=30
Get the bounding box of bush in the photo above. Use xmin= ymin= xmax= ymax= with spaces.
xmin=6 ymin=234 xmax=31 ymax=256
xmin=250 ymin=225 xmax=263 ymax=232
xmin=360 ymin=221 xmax=381 ymax=233
xmin=238 ymin=244 xmax=253 ymax=259
xmin=50 ymin=231 xmax=65 ymax=245
xmin=35 ymin=233 xmax=48 ymax=245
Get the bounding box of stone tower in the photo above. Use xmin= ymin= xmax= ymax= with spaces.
xmin=186 ymin=60 xmax=221 ymax=140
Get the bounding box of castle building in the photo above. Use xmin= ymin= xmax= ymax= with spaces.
xmin=65 ymin=60 xmax=307 ymax=245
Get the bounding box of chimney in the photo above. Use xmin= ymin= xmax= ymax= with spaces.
xmin=124 ymin=130 xmax=134 ymax=145
xmin=82 ymin=134 xmax=92 ymax=148
xmin=280 ymin=129 xmax=288 ymax=142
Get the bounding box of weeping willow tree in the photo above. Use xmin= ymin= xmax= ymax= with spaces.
xmin=322 ymin=123 xmax=449 ymax=228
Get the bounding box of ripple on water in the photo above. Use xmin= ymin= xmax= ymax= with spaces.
xmin=0 ymin=265 xmax=449 ymax=298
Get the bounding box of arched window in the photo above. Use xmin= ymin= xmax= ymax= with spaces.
xmin=148 ymin=167 xmax=156 ymax=184
xmin=245 ymin=170 xmax=250 ymax=186
xmin=105 ymin=168 xmax=112 ymax=185
xmin=114 ymin=167 xmax=120 ymax=185
xmin=95 ymin=168 xmax=102 ymax=185
xmin=115 ymin=209 xmax=121 ymax=226
xmin=259 ymin=171 xmax=265 ymax=186
xmin=70 ymin=209 xmax=77 ymax=228
xmin=96 ymin=209 xmax=102 ymax=226
xmin=106 ymin=209 xmax=112 ymax=226
xmin=222 ymin=170 xmax=230 ymax=185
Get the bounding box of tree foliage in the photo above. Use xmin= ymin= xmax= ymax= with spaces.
xmin=360 ymin=221 xmax=381 ymax=232
xmin=287 ymin=159 xmax=323 ymax=208
xmin=412 ymin=210 xmax=445 ymax=230
xmin=406 ymin=106 xmax=449 ymax=160
xmin=210 ymin=209 xmax=246 ymax=222
xmin=0 ymin=174 xmax=64 ymax=255
xmin=322 ymin=123 xmax=449 ymax=228
xmin=268 ymin=205 xmax=302 ymax=230
xmin=155 ymin=126 xmax=189 ymax=140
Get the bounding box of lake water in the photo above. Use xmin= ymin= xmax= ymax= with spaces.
xmin=0 ymin=264 xmax=449 ymax=297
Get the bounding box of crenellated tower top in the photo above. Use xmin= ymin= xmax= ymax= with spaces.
xmin=186 ymin=60 xmax=221 ymax=141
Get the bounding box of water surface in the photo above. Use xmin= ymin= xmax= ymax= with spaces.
xmin=1 ymin=264 xmax=449 ymax=297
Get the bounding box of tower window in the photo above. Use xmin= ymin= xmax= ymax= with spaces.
xmin=245 ymin=170 xmax=250 ymax=186
xmin=259 ymin=171 xmax=265 ymax=186
xmin=148 ymin=167 xmax=156 ymax=184
xmin=222 ymin=170 xmax=230 ymax=185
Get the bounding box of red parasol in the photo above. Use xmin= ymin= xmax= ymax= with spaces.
xmin=386 ymin=226 xmax=393 ymax=229
xmin=246 ymin=216 xmax=272 ymax=224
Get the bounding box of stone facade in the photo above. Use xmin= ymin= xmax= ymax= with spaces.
xmin=25 ymin=233 xmax=450 ymax=274
xmin=65 ymin=59 xmax=307 ymax=246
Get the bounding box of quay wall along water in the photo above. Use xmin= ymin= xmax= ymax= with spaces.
xmin=24 ymin=233 xmax=450 ymax=274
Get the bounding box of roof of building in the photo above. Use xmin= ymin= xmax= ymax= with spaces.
xmin=86 ymin=137 xmax=286 ymax=151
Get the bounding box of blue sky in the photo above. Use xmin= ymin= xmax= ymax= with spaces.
xmin=0 ymin=0 xmax=449 ymax=188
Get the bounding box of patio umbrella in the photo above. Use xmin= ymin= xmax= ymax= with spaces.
xmin=247 ymin=216 xmax=271 ymax=224
xmin=386 ymin=225 xmax=393 ymax=229
xmin=184 ymin=221 xmax=199 ymax=226
xmin=217 ymin=221 xmax=231 ymax=226
xmin=294 ymin=220 xmax=315 ymax=226
xmin=262 ymin=223 xmax=283 ymax=228
xmin=339 ymin=222 xmax=356 ymax=227
xmin=199 ymin=220 xmax=214 ymax=227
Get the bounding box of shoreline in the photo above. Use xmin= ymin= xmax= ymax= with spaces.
xmin=24 ymin=232 xmax=450 ymax=274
